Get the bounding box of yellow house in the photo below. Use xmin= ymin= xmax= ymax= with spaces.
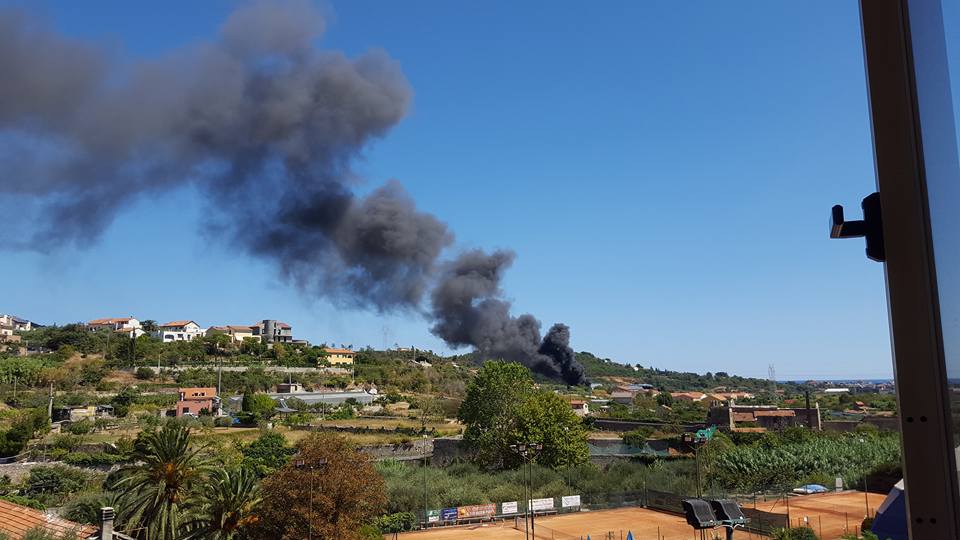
xmin=323 ymin=347 xmax=355 ymax=366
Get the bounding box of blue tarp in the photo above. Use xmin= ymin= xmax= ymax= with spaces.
xmin=871 ymin=480 xmax=907 ymax=540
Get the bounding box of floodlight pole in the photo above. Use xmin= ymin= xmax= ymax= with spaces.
xmin=511 ymin=442 xmax=543 ymax=540
xmin=423 ymin=434 xmax=428 ymax=528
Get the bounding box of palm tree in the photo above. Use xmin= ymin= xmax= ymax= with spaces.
xmin=181 ymin=467 xmax=262 ymax=540
xmin=114 ymin=424 xmax=210 ymax=540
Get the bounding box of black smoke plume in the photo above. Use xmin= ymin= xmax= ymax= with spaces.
xmin=0 ymin=0 xmax=585 ymax=384
xmin=430 ymin=250 xmax=586 ymax=385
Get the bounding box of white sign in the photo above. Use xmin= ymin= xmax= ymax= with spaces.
xmin=530 ymin=498 xmax=555 ymax=511
xmin=835 ymin=476 xmax=844 ymax=492
xmin=501 ymin=501 xmax=518 ymax=514
xmin=561 ymin=495 xmax=581 ymax=508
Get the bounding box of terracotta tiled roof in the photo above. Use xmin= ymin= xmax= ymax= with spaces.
xmin=88 ymin=317 xmax=132 ymax=325
xmin=0 ymin=499 xmax=97 ymax=539
xmin=276 ymin=322 xmax=292 ymax=329
xmin=755 ymin=410 xmax=796 ymax=417
xmin=324 ymin=347 xmax=354 ymax=354
xmin=161 ymin=320 xmax=196 ymax=328
xmin=670 ymin=392 xmax=706 ymax=400
xmin=732 ymin=412 xmax=756 ymax=422
xmin=226 ymin=325 xmax=255 ymax=331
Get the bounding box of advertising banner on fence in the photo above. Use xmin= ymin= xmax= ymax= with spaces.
xmin=457 ymin=503 xmax=495 ymax=519
xmin=501 ymin=501 xmax=518 ymax=514
xmin=426 ymin=510 xmax=440 ymax=523
xmin=561 ymin=495 xmax=581 ymax=508
xmin=441 ymin=508 xmax=458 ymax=521
xmin=530 ymin=498 xmax=555 ymax=511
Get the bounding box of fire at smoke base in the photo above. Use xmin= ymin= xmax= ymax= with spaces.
xmin=0 ymin=0 xmax=587 ymax=386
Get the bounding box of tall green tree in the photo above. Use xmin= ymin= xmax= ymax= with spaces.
xmin=458 ymin=361 xmax=535 ymax=468
xmin=181 ymin=467 xmax=261 ymax=540
xmin=458 ymin=361 xmax=588 ymax=468
xmin=114 ymin=424 xmax=210 ymax=540
xmin=512 ymin=390 xmax=589 ymax=468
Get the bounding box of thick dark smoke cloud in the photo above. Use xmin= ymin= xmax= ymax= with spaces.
xmin=0 ymin=0 xmax=585 ymax=384
xmin=431 ymin=250 xmax=586 ymax=385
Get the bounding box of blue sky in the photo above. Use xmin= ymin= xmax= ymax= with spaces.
xmin=3 ymin=0 xmax=894 ymax=379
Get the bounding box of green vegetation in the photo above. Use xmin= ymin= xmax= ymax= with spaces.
xmin=772 ymin=528 xmax=820 ymax=540
xmin=0 ymin=408 xmax=49 ymax=457
xmin=377 ymin=459 xmax=698 ymax=514
xmin=179 ymin=468 xmax=261 ymax=540
xmin=113 ymin=425 xmax=212 ymax=538
xmin=712 ymin=430 xmax=901 ymax=493
xmin=458 ymin=361 xmax=589 ymax=468
xmin=240 ymin=431 xmax=295 ymax=477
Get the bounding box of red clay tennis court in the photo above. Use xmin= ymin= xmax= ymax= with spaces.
xmin=392 ymin=491 xmax=890 ymax=540
xmin=751 ymin=490 xmax=888 ymax=539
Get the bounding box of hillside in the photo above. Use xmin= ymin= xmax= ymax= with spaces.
xmin=576 ymin=351 xmax=804 ymax=394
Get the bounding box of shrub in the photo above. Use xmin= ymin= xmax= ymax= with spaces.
xmin=63 ymin=452 xmax=127 ymax=466
xmin=21 ymin=465 xmax=91 ymax=499
xmin=374 ymin=511 xmax=418 ymax=533
xmin=214 ymin=416 xmax=233 ymax=427
xmin=135 ymin=367 xmax=155 ymax=380
xmin=0 ymin=494 xmax=45 ymax=510
xmin=622 ymin=427 xmax=655 ymax=446
xmin=50 ymin=434 xmax=83 ymax=452
xmin=772 ymin=527 xmax=818 ymax=540
xmin=66 ymin=419 xmax=93 ymax=436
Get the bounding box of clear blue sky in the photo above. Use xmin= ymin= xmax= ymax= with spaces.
xmin=3 ymin=0 xmax=894 ymax=379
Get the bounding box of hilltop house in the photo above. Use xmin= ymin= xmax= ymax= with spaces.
xmin=206 ymin=325 xmax=258 ymax=343
xmin=670 ymin=391 xmax=708 ymax=402
xmin=156 ymin=320 xmax=202 ymax=342
xmin=0 ymin=317 xmax=18 ymax=343
xmin=323 ymin=347 xmax=355 ymax=366
xmin=569 ymin=399 xmax=590 ymax=417
xmin=252 ymin=320 xmax=293 ymax=344
xmin=175 ymin=387 xmax=219 ymax=417
xmin=708 ymin=403 xmax=822 ymax=432
xmin=0 ymin=314 xmax=37 ymax=332
xmin=87 ymin=317 xmax=144 ymax=338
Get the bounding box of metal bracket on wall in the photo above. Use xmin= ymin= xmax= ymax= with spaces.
xmin=830 ymin=192 xmax=885 ymax=262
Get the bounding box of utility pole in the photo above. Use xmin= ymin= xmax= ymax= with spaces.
xmin=423 ymin=434 xmax=429 ymax=528
xmin=47 ymin=383 xmax=54 ymax=422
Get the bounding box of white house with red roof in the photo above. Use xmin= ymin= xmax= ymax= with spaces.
xmin=87 ymin=317 xmax=143 ymax=338
xmin=157 ymin=320 xmax=202 ymax=342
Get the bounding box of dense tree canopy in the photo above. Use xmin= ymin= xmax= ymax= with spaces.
xmin=458 ymin=361 xmax=588 ymax=469
xmin=253 ymin=433 xmax=386 ymax=540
